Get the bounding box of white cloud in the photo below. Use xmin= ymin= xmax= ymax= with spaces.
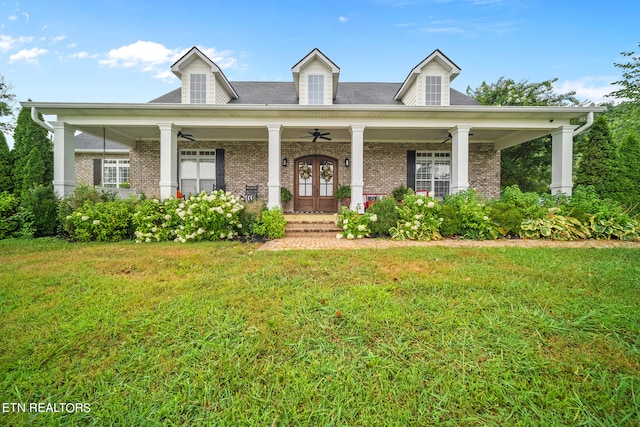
xmin=339 ymin=16 xmax=349 ymax=23
xmin=558 ymin=77 xmax=618 ymax=104
xmin=70 ymin=51 xmax=98 ymax=59
xmin=8 ymin=15 xmax=18 ymax=21
xmin=98 ymin=41 xmax=238 ymax=82
xmin=0 ymin=34 xmax=34 ymax=52
xmin=9 ymin=47 xmax=47 ymax=64
xmin=100 ymin=40 xmax=180 ymax=68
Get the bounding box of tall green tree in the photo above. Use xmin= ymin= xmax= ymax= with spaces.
xmin=0 ymin=132 xmax=13 ymax=192
xmin=613 ymin=133 xmax=640 ymax=215
xmin=574 ymin=116 xmax=618 ymax=197
xmin=608 ymin=42 xmax=640 ymax=105
xmin=12 ymin=104 xmax=53 ymax=195
xmin=0 ymin=75 xmax=16 ymax=135
xmin=467 ymin=77 xmax=581 ymax=193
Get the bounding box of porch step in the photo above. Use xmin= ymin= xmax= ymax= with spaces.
xmin=284 ymin=214 xmax=341 ymax=238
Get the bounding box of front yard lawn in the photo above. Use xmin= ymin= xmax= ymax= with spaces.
xmin=1 ymin=239 xmax=638 ymax=425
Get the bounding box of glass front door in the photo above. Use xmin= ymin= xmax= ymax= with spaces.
xmin=294 ymin=155 xmax=338 ymax=212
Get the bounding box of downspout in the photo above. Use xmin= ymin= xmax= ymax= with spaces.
xmin=572 ymin=111 xmax=594 ymax=137
xmin=31 ymin=107 xmax=54 ymax=133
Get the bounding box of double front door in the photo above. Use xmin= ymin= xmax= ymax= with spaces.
xmin=294 ymin=155 xmax=338 ymax=213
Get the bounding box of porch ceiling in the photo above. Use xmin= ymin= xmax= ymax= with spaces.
xmin=25 ymin=101 xmax=603 ymax=149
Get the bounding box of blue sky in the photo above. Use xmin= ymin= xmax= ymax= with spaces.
xmin=0 ymin=0 xmax=638 ymax=144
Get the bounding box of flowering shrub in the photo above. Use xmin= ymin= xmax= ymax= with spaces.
xmin=389 ymin=191 xmax=442 ymax=241
xmin=132 ymin=190 xmax=244 ymax=243
xmin=173 ymin=191 xmax=244 ymax=242
xmin=336 ymin=206 xmax=377 ymax=239
xmin=65 ymin=199 xmax=135 ymax=242
xmin=132 ymin=198 xmax=182 ymax=243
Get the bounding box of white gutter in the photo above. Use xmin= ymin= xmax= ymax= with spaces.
xmin=573 ymin=111 xmax=594 ymax=136
xmin=31 ymin=107 xmax=54 ymax=133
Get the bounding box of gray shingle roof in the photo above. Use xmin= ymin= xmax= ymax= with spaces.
xmin=148 ymin=82 xmax=480 ymax=105
xmin=75 ymin=132 xmax=129 ymax=151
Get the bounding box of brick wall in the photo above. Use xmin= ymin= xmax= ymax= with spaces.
xmin=125 ymin=140 xmax=500 ymax=200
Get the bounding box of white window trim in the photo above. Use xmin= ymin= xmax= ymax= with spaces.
xmin=425 ymin=75 xmax=442 ymax=106
xmin=103 ymin=159 xmax=130 ymax=188
xmin=308 ymin=74 xmax=325 ymax=105
xmin=416 ymin=151 xmax=451 ymax=199
xmin=190 ymin=73 xmax=207 ymax=104
xmin=179 ymin=149 xmax=216 ymax=194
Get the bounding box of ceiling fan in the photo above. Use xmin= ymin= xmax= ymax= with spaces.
xmin=178 ymin=131 xmax=195 ymax=142
xmin=304 ymin=129 xmax=332 ymax=142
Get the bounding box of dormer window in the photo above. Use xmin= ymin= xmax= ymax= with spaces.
xmin=425 ymin=76 xmax=442 ymax=106
xmin=190 ymin=74 xmax=207 ymax=104
xmin=308 ymin=75 xmax=325 ymax=105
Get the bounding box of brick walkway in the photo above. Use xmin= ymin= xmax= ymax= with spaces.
xmin=258 ymin=236 xmax=640 ymax=251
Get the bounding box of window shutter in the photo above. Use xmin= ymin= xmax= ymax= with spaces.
xmin=406 ymin=151 xmax=416 ymax=190
xmin=215 ymin=149 xmax=225 ymax=191
xmin=93 ymin=159 xmax=102 ymax=186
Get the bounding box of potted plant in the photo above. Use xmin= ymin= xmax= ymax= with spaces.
xmin=335 ymin=184 xmax=351 ymax=208
xmin=280 ymin=187 xmax=293 ymax=212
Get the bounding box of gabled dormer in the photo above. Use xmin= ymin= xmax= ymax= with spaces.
xmin=171 ymin=46 xmax=238 ymax=104
xmin=291 ymin=48 xmax=340 ymax=105
xmin=394 ymin=49 xmax=461 ymax=106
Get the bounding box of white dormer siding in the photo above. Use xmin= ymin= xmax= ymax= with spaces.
xmin=292 ymin=48 xmax=340 ymax=105
xmin=395 ymin=49 xmax=460 ymax=106
xmin=300 ymin=60 xmax=333 ymax=105
xmin=171 ymin=46 xmax=238 ymax=105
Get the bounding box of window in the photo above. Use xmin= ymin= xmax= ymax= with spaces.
xmin=416 ymin=152 xmax=450 ymax=199
xmin=425 ymin=75 xmax=442 ymax=106
xmin=190 ymin=73 xmax=207 ymax=104
xmin=308 ymin=75 xmax=324 ymax=104
xmin=180 ymin=150 xmax=216 ymax=194
xmin=103 ymin=159 xmax=130 ymax=188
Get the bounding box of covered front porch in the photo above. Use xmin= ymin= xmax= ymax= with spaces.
xmin=26 ymin=103 xmax=598 ymax=211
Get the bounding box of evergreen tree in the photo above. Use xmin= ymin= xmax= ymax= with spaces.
xmin=12 ymin=105 xmax=53 ymax=194
xmin=0 ymin=132 xmax=13 ymax=192
xmin=574 ymin=116 xmax=618 ymax=197
xmin=614 ymin=133 xmax=640 ymax=215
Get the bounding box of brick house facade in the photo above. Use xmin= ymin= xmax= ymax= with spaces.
xmin=27 ymin=47 xmax=600 ymax=211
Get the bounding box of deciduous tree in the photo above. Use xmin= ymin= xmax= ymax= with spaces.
xmin=467 ymin=77 xmax=581 ymax=193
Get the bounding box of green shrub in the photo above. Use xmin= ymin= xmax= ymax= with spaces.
xmin=489 ymin=201 xmax=524 ymax=237
xmin=20 ymin=185 xmax=59 ymax=237
xmin=336 ymin=206 xmax=376 ymax=239
xmin=132 ymin=198 xmax=182 ymax=242
xmin=500 ymin=185 xmax=548 ymax=220
xmin=440 ymin=189 xmax=502 ymax=239
xmin=238 ymin=200 xmax=266 ymax=237
xmin=366 ymin=197 xmax=399 ymax=236
xmin=254 ymin=208 xmax=287 ymax=239
xmin=65 ymin=199 xmax=135 ymax=242
xmin=390 ymin=185 xmax=411 ymax=201
xmin=132 ymin=190 xmax=245 ymax=243
xmin=390 ymin=191 xmax=442 ymax=241
xmin=0 ymin=191 xmax=20 ymax=239
xmin=520 ymin=208 xmax=589 ymax=240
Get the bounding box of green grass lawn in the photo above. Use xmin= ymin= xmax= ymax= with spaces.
xmin=0 ymin=239 xmax=639 ymax=426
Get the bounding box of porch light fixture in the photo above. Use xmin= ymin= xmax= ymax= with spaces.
xmin=345 ymin=157 xmax=350 ymax=167
xmin=282 ymin=157 xmax=288 ymax=167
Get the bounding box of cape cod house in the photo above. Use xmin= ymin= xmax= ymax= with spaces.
xmin=24 ymin=47 xmax=601 ymax=212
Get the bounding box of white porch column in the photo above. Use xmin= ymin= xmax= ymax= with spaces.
xmin=550 ymin=125 xmax=575 ymax=196
xmin=51 ymin=121 xmax=76 ymax=198
xmin=450 ymin=125 xmax=472 ymax=194
xmin=350 ymin=125 xmax=366 ymax=213
xmin=266 ymin=124 xmax=282 ymax=209
xmin=158 ymin=123 xmax=178 ymax=200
